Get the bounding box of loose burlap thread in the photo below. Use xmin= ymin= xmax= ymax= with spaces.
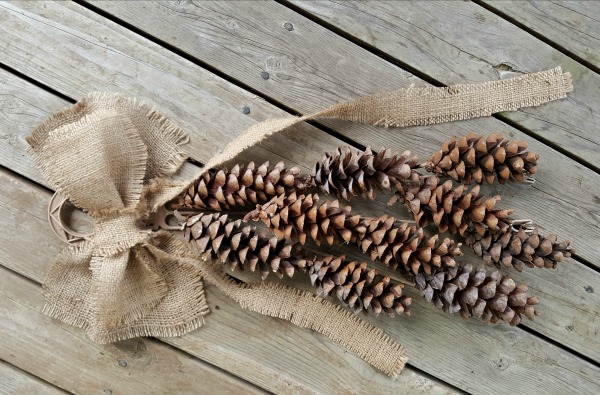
xmin=28 ymin=67 xmax=572 ymax=378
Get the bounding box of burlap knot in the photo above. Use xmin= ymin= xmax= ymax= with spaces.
xmin=27 ymin=67 xmax=572 ymax=378
xmin=27 ymin=93 xmax=209 ymax=343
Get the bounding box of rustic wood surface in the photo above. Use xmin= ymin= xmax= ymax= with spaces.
xmin=479 ymin=0 xmax=600 ymax=70
xmin=0 ymin=1 xmax=598 ymax=394
xmin=0 ymin=361 xmax=67 ymax=395
xmin=7 ymin=0 xmax=596 ymax=366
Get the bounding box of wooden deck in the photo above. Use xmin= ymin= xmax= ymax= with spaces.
xmin=1 ymin=1 xmax=599 ymax=393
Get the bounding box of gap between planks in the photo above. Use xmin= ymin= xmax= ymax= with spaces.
xmin=0 ymin=359 xmax=69 ymax=395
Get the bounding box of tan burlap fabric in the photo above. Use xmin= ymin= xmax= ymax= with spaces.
xmin=27 ymin=67 xmax=571 ymax=378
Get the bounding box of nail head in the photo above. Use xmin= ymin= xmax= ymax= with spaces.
xmin=242 ymin=106 xmax=250 ymax=114
xmin=261 ymin=71 xmax=270 ymax=80
xmin=118 ymin=359 xmax=128 ymax=367
xmin=284 ymin=22 xmax=294 ymax=31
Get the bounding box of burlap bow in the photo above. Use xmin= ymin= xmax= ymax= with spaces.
xmin=27 ymin=94 xmax=209 ymax=342
xmin=27 ymin=68 xmax=572 ymax=378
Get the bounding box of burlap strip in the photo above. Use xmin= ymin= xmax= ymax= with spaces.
xmin=28 ymin=67 xmax=572 ymax=378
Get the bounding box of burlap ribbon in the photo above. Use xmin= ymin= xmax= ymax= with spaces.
xmin=27 ymin=67 xmax=572 ymax=378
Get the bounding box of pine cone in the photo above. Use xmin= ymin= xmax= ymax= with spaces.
xmin=173 ymin=161 xmax=306 ymax=211
xmin=307 ymin=255 xmax=412 ymax=317
xmin=423 ymin=133 xmax=539 ymax=184
xmin=182 ymin=212 xmax=304 ymax=279
xmin=390 ymin=174 xmax=513 ymax=236
xmin=414 ymin=263 xmax=539 ymax=325
xmin=311 ymin=146 xmax=419 ymax=200
xmin=465 ymin=225 xmax=573 ymax=271
xmin=244 ymin=193 xmax=462 ymax=275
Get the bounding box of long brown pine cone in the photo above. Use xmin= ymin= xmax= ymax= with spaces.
xmin=414 ymin=263 xmax=539 ymax=325
xmin=181 ymin=213 xmax=411 ymax=317
xmin=182 ymin=212 xmax=304 ymax=279
xmin=389 ymin=173 xmax=513 ymax=236
xmin=423 ymin=133 xmax=539 ymax=184
xmin=244 ymin=192 xmax=462 ymax=275
xmin=307 ymin=255 xmax=412 ymax=317
xmin=465 ymin=225 xmax=573 ymax=271
xmin=310 ymin=146 xmax=419 ymax=200
xmin=173 ymin=161 xmax=306 ymax=211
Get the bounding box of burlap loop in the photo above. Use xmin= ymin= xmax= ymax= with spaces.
xmin=28 ymin=68 xmax=572 ymax=378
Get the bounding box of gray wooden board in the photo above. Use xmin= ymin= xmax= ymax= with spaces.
xmin=0 ymin=269 xmax=266 ymax=394
xmin=480 ymin=0 xmax=600 ymax=69
xmin=78 ymin=0 xmax=600 ymax=266
xmin=0 ymin=169 xmax=458 ymax=395
xmin=0 ymin=0 xmax=599 ymax=393
xmin=91 ymin=0 xmax=600 ymax=169
xmin=0 ymin=361 xmax=68 ymax=395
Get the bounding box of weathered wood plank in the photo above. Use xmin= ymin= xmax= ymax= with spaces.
xmin=0 ymin=1 xmax=599 ymax=392
xmin=90 ymin=0 xmax=600 ymax=168
xmin=0 ymin=66 xmax=65 ymax=187
xmin=480 ymin=0 xmax=600 ymax=70
xmin=0 ymin=268 xmax=266 ymax=395
xmin=0 ymin=361 xmax=68 ymax=395
xmin=0 ymin=168 xmax=458 ymax=394
xmin=78 ymin=0 xmax=600 ymax=267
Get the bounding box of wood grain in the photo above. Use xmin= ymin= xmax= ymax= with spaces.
xmin=480 ymin=0 xmax=600 ymax=69
xmin=77 ymin=0 xmax=600 ymax=267
xmin=0 ymin=0 xmax=598 ymax=365
xmin=0 ymin=361 xmax=68 ymax=395
xmin=284 ymin=0 xmax=600 ymax=168
xmin=0 ymin=0 xmax=599 ymax=393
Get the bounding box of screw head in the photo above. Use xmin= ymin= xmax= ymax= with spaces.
xmin=118 ymin=359 xmax=128 ymax=367
xmin=284 ymin=22 xmax=294 ymax=31
xmin=242 ymin=106 xmax=250 ymax=114
xmin=261 ymin=71 xmax=270 ymax=80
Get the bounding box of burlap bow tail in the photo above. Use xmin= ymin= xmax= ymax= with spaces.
xmin=27 ymin=96 xmax=208 ymax=342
